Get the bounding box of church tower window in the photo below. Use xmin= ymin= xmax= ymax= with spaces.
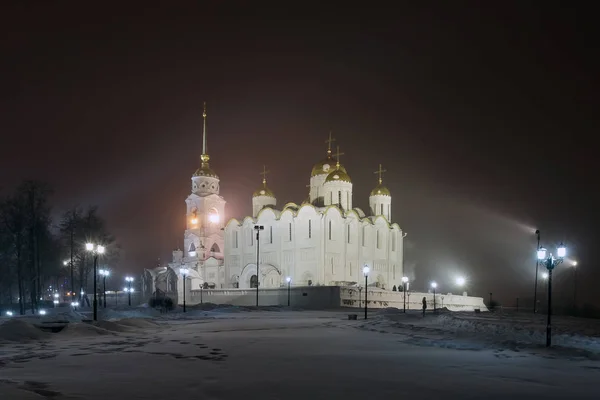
xmin=308 ymin=220 xmax=312 ymax=239
xmin=289 ymin=223 xmax=292 ymax=241
xmin=392 ymin=232 xmax=396 ymax=251
xmin=362 ymin=227 xmax=365 ymax=246
xmin=380 ymin=204 xmax=383 ymax=215
xmin=376 ymin=230 xmax=380 ymax=249
xmin=250 ymin=228 xmax=253 ymax=246
xmin=338 ymin=191 xmax=342 ymax=207
xmin=347 ymin=225 xmax=350 ymax=244
xmin=328 ymin=220 xmax=332 ymax=240
xmin=235 ymin=231 xmax=239 ymax=248
xmin=269 ymin=226 xmax=273 ymax=244
xmin=330 ymin=192 xmax=333 ymax=204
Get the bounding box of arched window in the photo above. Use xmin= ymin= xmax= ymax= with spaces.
xmin=210 ymin=243 xmax=221 ymax=253
xmin=250 ymin=275 xmax=258 ymax=288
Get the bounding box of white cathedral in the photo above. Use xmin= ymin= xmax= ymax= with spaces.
xmin=167 ymin=105 xmax=404 ymax=297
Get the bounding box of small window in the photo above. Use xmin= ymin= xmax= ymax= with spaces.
xmin=235 ymin=231 xmax=239 ymax=248
xmin=330 ymin=192 xmax=333 ymax=204
xmin=309 ymin=220 xmax=312 ymax=239
xmin=347 ymin=225 xmax=350 ymax=244
xmin=376 ymin=230 xmax=380 ymax=249
xmin=250 ymin=229 xmax=253 ymax=246
xmin=328 ymin=220 xmax=332 ymax=240
xmin=289 ymin=223 xmax=292 ymax=241
xmin=338 ymin=191 xmax=341 ymax=206
xmin=380 ymin=204 xmax=383 ymax=215
xmin=331 ymin=258 xmax=334 ymax=274
xmin=270 ymin=226 xmax=273 ymax=244
xmin=392 ymin=232 xmax=396 ymax=251
xmin=362 ymin=227 xmax=365 ymax=246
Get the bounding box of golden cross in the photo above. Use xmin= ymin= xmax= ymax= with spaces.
xmin=325 ymin=131 xmax=336 ymax=153
xmin=374 ymin=164 xmax=387 ymax=184
xmin=334 ymin=145 xmax=344 ymax=167
xmin=260 ymin=165 xmax=270 ymax=184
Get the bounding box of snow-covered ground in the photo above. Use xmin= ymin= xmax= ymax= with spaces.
xmin=1 ymin=306 xmax=599 ymax=399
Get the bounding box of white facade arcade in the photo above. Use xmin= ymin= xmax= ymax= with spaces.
xmin=223 ymin=137 xmax=404 ymax=291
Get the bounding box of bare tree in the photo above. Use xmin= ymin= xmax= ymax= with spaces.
xmin=1 ymin=195 xmax=27 ymax=315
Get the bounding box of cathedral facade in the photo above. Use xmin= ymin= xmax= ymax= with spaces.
xmin=167 ymin=109 xmax=404 ymax=298
xmin=223 ymin=137 xmax=404 ymax=291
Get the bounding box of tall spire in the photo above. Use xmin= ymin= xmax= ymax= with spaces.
xmin=375 ymin=164 xmax=387 ymax=184
xmin=325 ymin=131 xmax=335 ymax=156
xmin=200 ymin=102 xmax=210 ymax=165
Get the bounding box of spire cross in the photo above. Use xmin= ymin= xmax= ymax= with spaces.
xmin=260 ymin=165 xmax=270 ymax=185
xmin=202 ymin=101 xmax=207 ymax=156
xmin=334 ymin=145 xmax=344 ymax=168
xmin=374 ymin=164 xmax=387 ymax=184
xmin=325 ymin=131 xmax=336 ymax=155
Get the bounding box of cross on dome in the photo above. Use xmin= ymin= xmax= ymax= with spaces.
xmin=325 ymin=131 xmax=336 ymax=155
xmin=260 ymin=165 xmax=270 ymax=185
xmin=334 ymin=145 xmax=344 ymax=168
xmin=374 ymin=164 xmax=387 ymax=184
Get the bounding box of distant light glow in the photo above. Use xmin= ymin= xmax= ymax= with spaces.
xmin=402 ymin=276 xmax=409 ymax=283
xmin=363 ymin=266 xmax=370 ymax=276
xmin=431 ymin=281 xmax=438 ymax=289
xmin=71 ymin=301 xmax=79 ymax=307
xmin=39 ymin=310 xmax=47 ymax=315
xmin=125 ymin=276 xmax=134 ymax=282
xmin=286 ymin=276 xmax=291 ymax=283
xmin=53 ymin=293 xmax=59 ymax=298
xmin=6 ymin=311 xmax=13 ymax=316
xmin=85 ymin=242 xmax=94 ymax=251
xmin=542 ymin=272 xmax=549 ymax=279
xmin=572 ymin=261 xmax=578 ymax=267
xmin=191 ymin=218 xmax=198 ymax=225
xmin=63 ymin=260 xmax=69 ymax=266
xmin=53 ymin=300 xmax=59 ymax=305
xmin=456 ymin=276 xmax=466 ymax=286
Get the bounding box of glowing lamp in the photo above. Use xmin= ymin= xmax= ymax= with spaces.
xmin=85 ymin=243 xmax=94 ymax=251
xmin=39 ymin=310 xmax=47 ymax=315
xmin=97 ymin=245 xmax=105 ymax=254
xmin=286 ymin=276 xmax=291 ymax=283
xmin=456 ymin=276 xmax=466 ymax=286
xmin=431 ymin=281 xmax=438 ymax=289
xmin=363 ymin=266 xmax=370 ymax=276
xmin=542 ymin=272 xmax=549 ymax=279
xmin=572 ymin=261 xmax=578 ymax=267
xmin=556 ymin=243 xmax=566 ymax=258
xmin=402 ymin=276 xmax=409 ymax=283
xmin=180 ymin=268 xmax=189 ymax=276
xmin=191 ymin=218 xmax=198 ymax=225
xmin=537 ymin=248 xmax=547 ymax=260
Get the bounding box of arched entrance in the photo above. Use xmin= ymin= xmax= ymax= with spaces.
xmin=250 ymin=275 xmax=258 ymax=288
xmin=239 ymin=263 xmax=282 ymax=289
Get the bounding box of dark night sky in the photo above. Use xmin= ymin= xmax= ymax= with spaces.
xmin=1 ymin=2 xmax=597 ymax=305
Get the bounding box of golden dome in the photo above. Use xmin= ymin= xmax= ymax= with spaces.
xmin=312 ymin=155 xmax=347 ymax=177
xmin=370 ymin=183 xmax=390 ymax=196
xmin=253 ymin=184 xmax=276 ymax=198
xmin=193 ymin=154 xmax=218 ymax=178
xmin=325 ymin=166 xmax=352 ymax=183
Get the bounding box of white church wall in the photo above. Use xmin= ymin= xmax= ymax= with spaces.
xmin=294 ymin=205 xmax=321 ymax=285
xmin=339 ymin=287 xmax=488 ymax=311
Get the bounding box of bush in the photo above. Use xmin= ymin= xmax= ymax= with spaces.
xmin=392 ymin=285 xmax=397 ymax=292
xmin=149 ymin=296 xmax=174 ymax=310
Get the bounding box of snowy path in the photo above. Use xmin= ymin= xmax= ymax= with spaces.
xmin=1 ymin=310 xmax=599 ymax=399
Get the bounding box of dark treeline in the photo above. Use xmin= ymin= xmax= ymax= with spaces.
xmin=0 ymin=180 xmax=118 ymax=314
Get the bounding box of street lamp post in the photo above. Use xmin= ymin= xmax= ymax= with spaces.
xmin=533 ymin=229 xmax=541 ymax=313
xmin=572 ymin=261 xmax=578 ymax=306
xmin=286 ymin=277 xmax=291 ymax=306
xmin=363 ymin=266 xmax=370 ymax=319
xmin=125 ymin=277 xmax=134 ymax=306
xmin=180 ymin=268 xmax=189 ymax=313
xmin=537 ymin=243 xmax=567 ymax=347
xmin=431 ymin=282 xmax=438 ymax=313
xmin=85 ymin=243 xmax=105 ymax=321
xmin=402 ymin=276 xmax=409 ymax=313
xmin=99 ymin=269 xmax=110 ymax=309
xmin=254 ymin=225 xmax=264 ymax=307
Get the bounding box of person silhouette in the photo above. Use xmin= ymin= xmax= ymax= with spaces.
xmin=422 ymin=296 xmax=427 ymax=317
